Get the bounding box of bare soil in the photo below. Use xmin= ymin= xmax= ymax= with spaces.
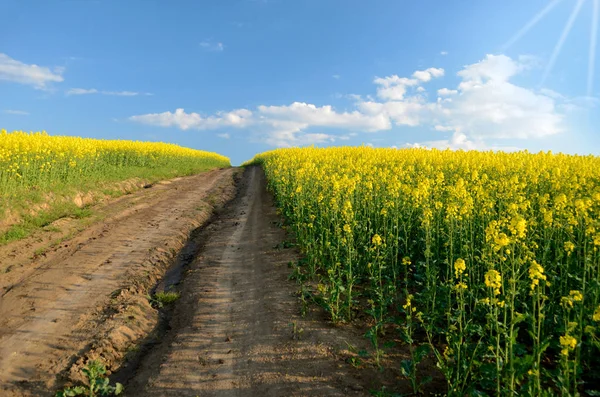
xmin=0 ymin=166 xmax=440 ymax=397
xmin=0 ymin=168 xmax=237 ymax=396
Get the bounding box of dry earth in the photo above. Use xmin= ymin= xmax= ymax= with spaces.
xmin=0 ymin=168 xmax=237 ymax=396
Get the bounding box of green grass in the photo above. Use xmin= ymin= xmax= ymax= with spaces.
xmin=153 ymin=291 xmax=181 ymax=306
xmin=0 ymin=203 xmax=92 ymax=245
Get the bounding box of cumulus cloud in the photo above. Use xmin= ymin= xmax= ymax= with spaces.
xmin=437 ymin=88 xmax=458 ymax=96
xmin=258 ymin=102 xmax=391 ymax=132
xmin=408 ymin=132 xmax=521 ymax=152
xmin=443 ymin=54 xmax=562 ymax=138
xmin=0 ymin=53 xmax=64 ymax=89
xmin=130 ymin=108 xmax=253 ymax=130
xmin=373 ymin=67 xmax=445 ymax=101
xmin=412 ymin=67 xmax=444 ymax=82
xmin=129 ymin=54 xmax=566 ymax=148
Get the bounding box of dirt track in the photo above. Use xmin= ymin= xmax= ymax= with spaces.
xmin=0 ymin=169 xmax=237 ymax=396
xmin=125 ymin=166 xmax=382 ymax=396
xmin=0 ymin=166 xmax=400 ymax=396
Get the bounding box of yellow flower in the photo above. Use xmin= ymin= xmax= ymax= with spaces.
xmin=494 ymin=233 xmax=510 ymax=250
xmin=593 ymin=306 xmax=600 ymax=322
xmin=559 ymin=334 xmax=577 ymax=356
xmin=402 ymin=294 xmax=413 ymax=310
xmin=454 ymin=258 xmax=466 ymax=278
xmin=343 ymin=224 xmax=352 ymax=234
xmin=455 ymin=282 xmax=468 ymax=290
xmin=569 ymin=290 xmax=583 ymax=302
xmin=371 ymin=234 xmax=383 ymax=246
xmin=484 ymin=269 xmax=502 ymax=296
xmin=528 ymin=260 xmax=546 ymax=290
xmin=402 ymin=257 xmax=411 ymax=266
xmin=564 ymin=241 xmax=575 ymax=255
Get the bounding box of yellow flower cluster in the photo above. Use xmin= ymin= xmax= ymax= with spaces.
xmin=528 ymin=260 xmax=547 ymax=290
xmin=485 ymin=269 xmax=502 ymax=296
xmin=251 ymin=146 xmax=600 ymax=391
xmin=0 ymin=129 xmax=229 ymax=192
xmin=559 ymin=334 xmax=577 ymax=356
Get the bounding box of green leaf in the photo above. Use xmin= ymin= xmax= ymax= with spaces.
xmin=114 ymin=383 xmax=124 ymax=395
xmin=400 ymin=359 xmax=413 ymax=377
xmin=415 ymin=344 xmax=430 ymax=363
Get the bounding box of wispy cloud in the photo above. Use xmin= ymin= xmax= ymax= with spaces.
xmin=441 ymin=51 xmax=448 ymax=56
xmin=66 ymin=88 xmax=98 ymax=95
xmin=218 ymin=133 xmax=231 ymax=139
xmin=332 ymin=74 xmax=341 ymax=79
xmin=200 ymin=40 xmax=224 ymax=52
xmin=3 ymin=109 xmax=29 ymax=115
xmin=0 ymin=53 xmax=64 ymax=89
xmin=66 ymin=88 xmax=151 ymax=96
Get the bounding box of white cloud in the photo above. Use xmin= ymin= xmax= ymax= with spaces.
xmin=67 ymin=88 xmax=151 ymax=96
xmin=374 ymin=68 xmax=444 ymax=100
xmin=408 ymin=132 xmax=521 ymax=152
xmin=332 ymin=74 xmax=341 ymax=79
xmin=258 ymin=102 xmax=391 ymax=132
xmin=129 ymin=54 xmax=567 ymax=148
xmin=441 ymin=51 xmax=448 ymax=56
xmin=200 ymin=40 xmax=224 ymax=52
xmin=0 ymin=53 xmax=64 ymax=89
xmin=359 ymin=99 xmax=428 ymax=127
xmin=412 ymin=67 xmax=444 ymax=82
xmin=263 ymin=130 xmax=335 ymax=147
xmin=373 ymin=75 xmax=420 ymax=100
xmin=217 ymin=133 xmax=230 ymax=139
xmin=67 ymin=88 xmax=98 ymax=95
xmin=103 ymin=90 xmax=141 ymax=96
xmin=444 ymin=54 xmax=562 ymax=138
xmin=3 ymin=109 xmax=29 ymax=115
xmin=130 ymin=108 xmax=253 ymax=130
xmin=437 ymin=88 xmax=458 ymax=96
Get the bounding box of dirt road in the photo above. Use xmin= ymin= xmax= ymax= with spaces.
xmin=0 ymin=166 xmax=398 ymax=396
xmin=0 ymin=168 xmax=237 ymax=396
xmin=125 ymin=166 xmax=387 ymax=397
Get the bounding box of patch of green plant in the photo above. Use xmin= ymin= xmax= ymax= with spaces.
xmin=55 ymin=360 xmax=123 ymax=397
xmin=0 ymin=204 xmax=93 ymax=245
xmin=149 ymin=291 xmax=180 ymax=308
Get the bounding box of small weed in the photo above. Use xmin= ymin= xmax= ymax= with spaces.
xmin=55 ymin=360 xmax=123 ymax=396
xmin=149 ymin=291 xmax=180 ymax=308
xmin=34 ymin=247 xmax=48 ymax=257
xmin=289 ymin=321 xmax=304 ymax=340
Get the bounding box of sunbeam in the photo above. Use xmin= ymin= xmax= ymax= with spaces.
xmin=588 ymin=0 xmax=599 ymax=96
xmin=541 ymin=0 xmax=587 ymax=87
xmin=502 ymin=0 xmax=564 ymax=51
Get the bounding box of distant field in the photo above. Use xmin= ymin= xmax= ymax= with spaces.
xmin=0 ymin=129 xmax=230 ymax=243
xmin=253 ymin=147 xmax=600 ymax=396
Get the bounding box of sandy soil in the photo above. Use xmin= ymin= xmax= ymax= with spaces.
xmin=0 ymin=168 xmax=237 ymax=396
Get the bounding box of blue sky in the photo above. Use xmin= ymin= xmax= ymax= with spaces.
xmin=1 ymin=0 xmax=599 ymax=165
